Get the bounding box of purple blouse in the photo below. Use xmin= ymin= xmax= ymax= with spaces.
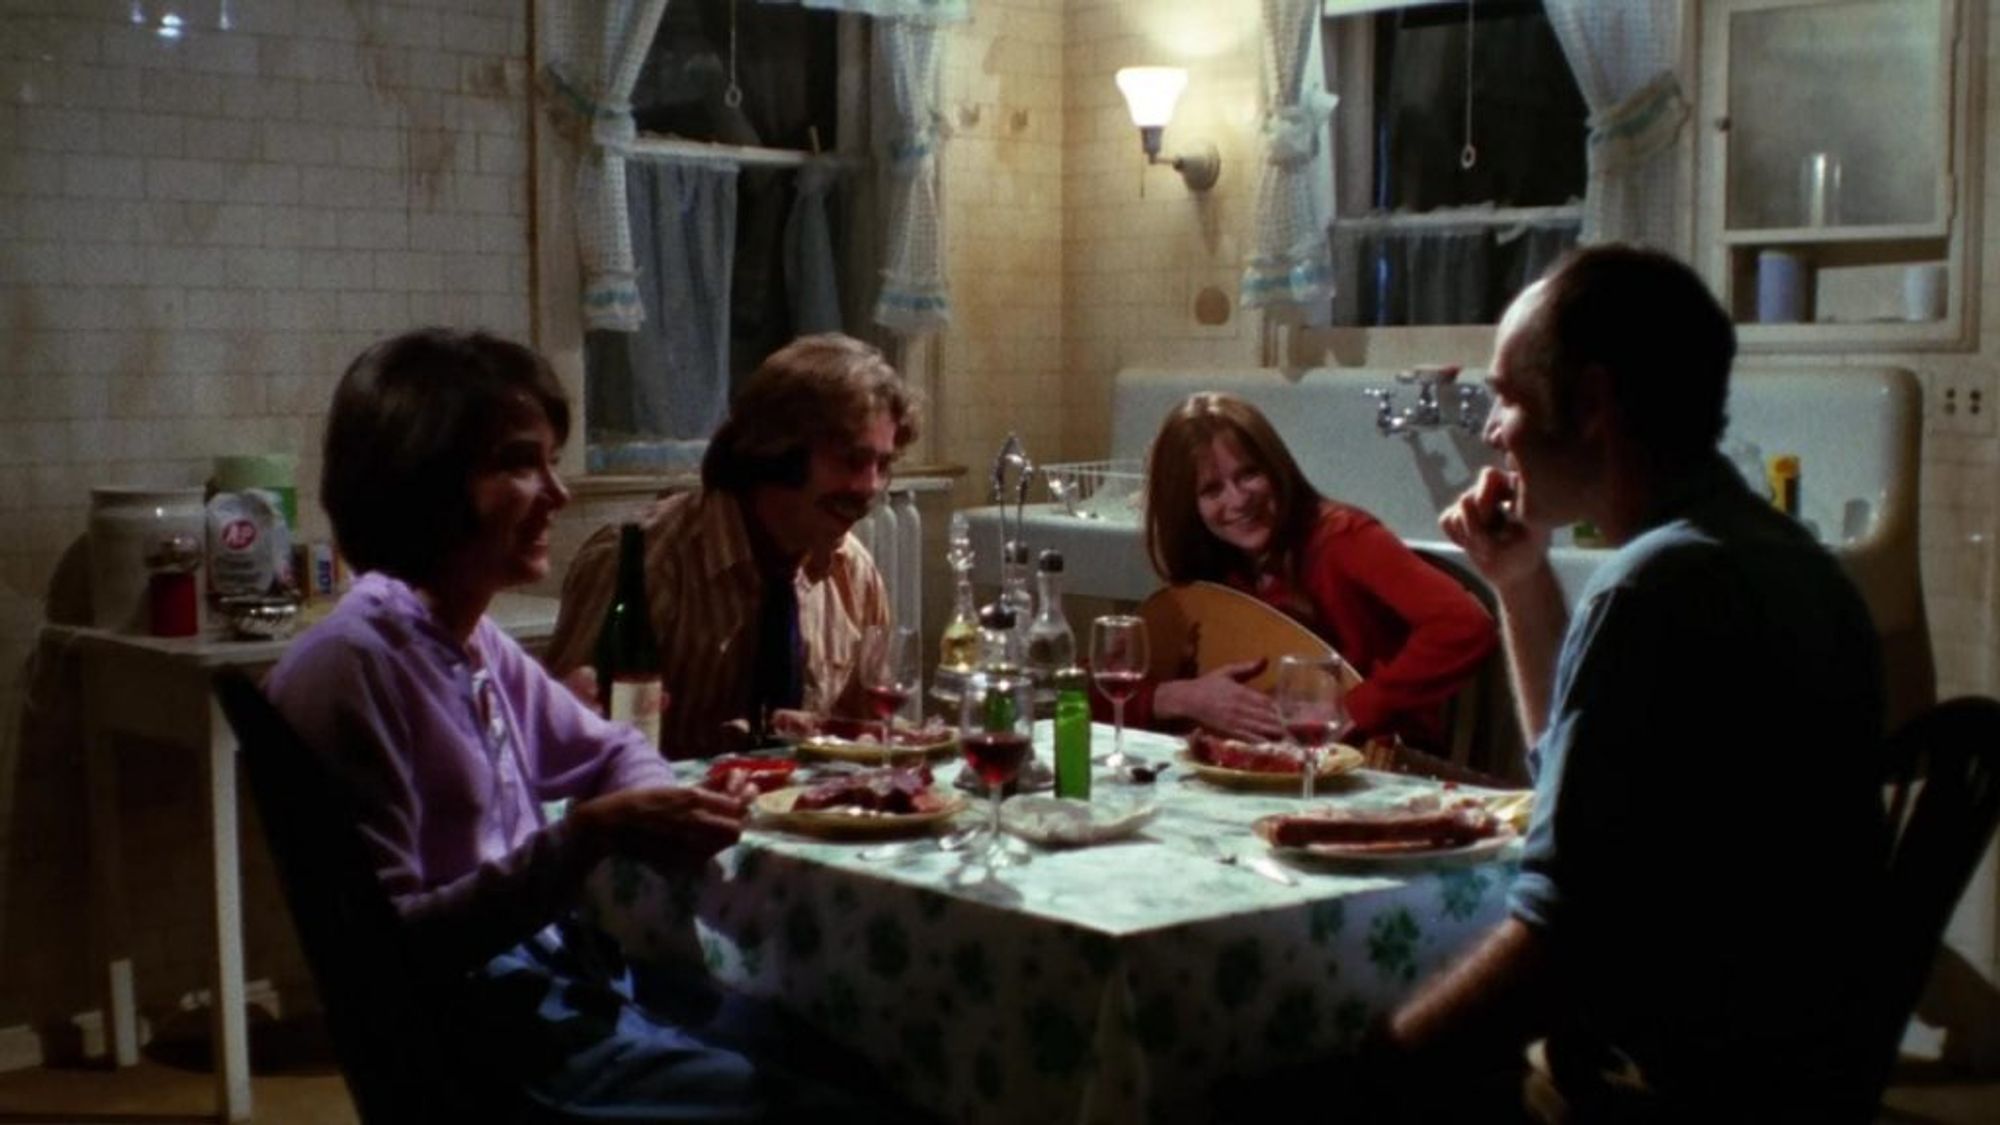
xmin=266 ymin=572 xmax=673 ymax=965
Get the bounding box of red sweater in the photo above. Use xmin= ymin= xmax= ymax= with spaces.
xmin=1118 ymin=502 xmax=1498 ymax=749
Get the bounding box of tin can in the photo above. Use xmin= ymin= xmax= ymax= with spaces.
xmin=309 ymin=541 xmax=342 ymax=598
xmin=143 ymin=533 xmax=203 ymax=638
xmin=1767 ymin=455 xmax=1801 ymax=517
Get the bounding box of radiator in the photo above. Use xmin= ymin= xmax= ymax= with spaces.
xmin=852 ymin=487 xmax=924 ymax=636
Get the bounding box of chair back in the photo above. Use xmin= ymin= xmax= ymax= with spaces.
xmin=1410 ymin=548 xmax=1526 ymax=783
xmin=1865 ymin=695 xmax=2000 ymax=1099
xmin=215 ymin=667 xmax=493 ymax=1123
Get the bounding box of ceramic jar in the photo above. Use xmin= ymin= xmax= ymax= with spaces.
xmin=89 ymin=486 xmax=205 ymax=634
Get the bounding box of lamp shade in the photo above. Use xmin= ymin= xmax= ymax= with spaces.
xmin=1115 ymin=67 xmax=1188 ymax=128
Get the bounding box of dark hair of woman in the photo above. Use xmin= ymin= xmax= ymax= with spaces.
xmin=1144 ymin=392 xmax=1325 ymax=584
xmin=322 ymin=327 xmax=570 ymax=584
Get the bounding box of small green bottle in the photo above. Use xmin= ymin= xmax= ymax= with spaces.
xmin=1053 ymin=666 xmax=1091 ymax=800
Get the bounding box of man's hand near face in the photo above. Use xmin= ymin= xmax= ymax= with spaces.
xmin=1439 ymin=467 xmax=1553 ymax=595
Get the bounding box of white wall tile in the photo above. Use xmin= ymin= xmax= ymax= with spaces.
xmin=224 ymin=246 xmax=302 ymax=288
xmin=17 ymin=106 xmax=104 ymax=152
xmin=64 ymin=241 xmax=145 ymax=285
xmin=61 ymin=153 xmax=146 ymax=199
xmin=146 ymin=157 xmax=226 ymax=201
xmin=0 ymin=150 xmax=64 ymax=196
xmin=58 ymin=62 xmax=145 ymax=110
xmin=226 ymin=163 xmax=300 ymax=205
xmin=184 ymin=289 xmax=260 ymax=331
xmin=219 ymin=75 xmax=299 ymax=120
xmin=373 ymin=249 xmax=442 ymax=291
xmin=138 ymin=69 xmax=222 ymax=115
xmin=338 ymin=208 xmax=409 ymax=249
xmin=99 ymin=111 xmax=187 ymax=158
xmin=182 ymin=29 xmax=260 ymax=77
xmin=336 ymin=126 xmax=403 ymax=170
xmin=4 ymin=244 xmax=67 ymax=286
xmin=261 ymin=205 xmax=341 ymax=248
xmin=184 ymin=117 xmax=260 ymax=161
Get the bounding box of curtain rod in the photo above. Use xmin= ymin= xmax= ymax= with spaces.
xmin=626 ymin=135 xmax=863 ymax=171
xmin=1333 ymin=204 xmax=1581 ymax=231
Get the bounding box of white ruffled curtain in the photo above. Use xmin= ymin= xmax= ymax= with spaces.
xmin=784 ymin=158 xmax=845 ymax=334
xmin=1242 ymin=0 xmax=1338 ymax=311
xmin=549 ymin=0 xmax=964 ymax=337
xmin=790 ymin=0 xmax=968 ymax=15
xmin=544 ymin=0 xmax=673 ymax=332
xmin=764 ymin=0 xmax=965 ymax=335
xmin=871 ymin=19 xmax=950 ymax=334
xmin=1545 ymin=0 xmax=1687 ymax=249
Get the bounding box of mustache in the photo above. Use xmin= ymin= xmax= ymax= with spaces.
xmin=820 ymin=493 xmax=877 ymax=521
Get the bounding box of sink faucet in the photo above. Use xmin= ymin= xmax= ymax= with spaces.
xmin=1369 ymin=365 xmax=1465 ymax=436
xmin=1455 ymin=382 xmax=1491 ymax=434
xmin=990 ymin=434 xmax=1035 ymax=545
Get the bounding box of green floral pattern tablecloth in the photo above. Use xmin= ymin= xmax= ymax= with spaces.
xmin=586 ymin=726 xmax=1519 ymax=1124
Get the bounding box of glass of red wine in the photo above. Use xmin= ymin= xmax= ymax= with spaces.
xmin=959 ymin=666 xmax=1032 ymax=867
xmin=1089 ymin=615 xmax=1149 ymax=772
xmin=860 ymin=624 xmax=921 ymax=768
xmin=1274 ymin=654 xmax=1348 ymax=800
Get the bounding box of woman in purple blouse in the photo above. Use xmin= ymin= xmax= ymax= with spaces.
xmin=266 ymin=329 xmax=824 ymax=1120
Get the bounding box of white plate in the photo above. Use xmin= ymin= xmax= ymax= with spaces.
xmin=1251 ymin=814 xmax=1518 ymax=867
xmin=1000 ymin=796 xmax=1158 ymax=847
xmin=789 ymin=731 xmax=959 ymax=764
xmin=1178 ymin=745 xmax=1365 ymax=791
xmin=753 ymin=786 xmax=968 ymax=839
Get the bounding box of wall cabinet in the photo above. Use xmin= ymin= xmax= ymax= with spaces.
xmin=1696 ymin=0 xmax=1982 ymax=351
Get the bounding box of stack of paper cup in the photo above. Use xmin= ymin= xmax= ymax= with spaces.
xmin=1756 ymin=251 xmax=1808 ymax=324
xmin=1903 ymin=264 xmax=1947 ymax=322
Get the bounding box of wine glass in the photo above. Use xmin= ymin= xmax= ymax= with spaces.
xmin=860 ymin=624 xmax=921 ymax=768
xmin=1090 ymin=615 xmax=1149 ymax=772
xmin=1274 ymin=655 xmax=1348 ymax=800
xmin=959 ymin=666 xmax=1032 ymax=867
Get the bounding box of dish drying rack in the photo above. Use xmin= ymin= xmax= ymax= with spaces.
xmin=1041 ymin=460 xmax=1145 ymax=520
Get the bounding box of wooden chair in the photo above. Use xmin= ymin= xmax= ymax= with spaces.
xmin=1409 ymin=548 xmax=1526 ymax=784
xmin=214 ymin=667 xmax=560 ymax=1123
xmin=1860 ymin=695 xmax=2000 ymax=1108
xmin=1523 ymin=696 xmax=2000 ymax=1123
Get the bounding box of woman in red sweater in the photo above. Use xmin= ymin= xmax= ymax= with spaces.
xmin=1130 ymin=392 xmax=1497 ymax=750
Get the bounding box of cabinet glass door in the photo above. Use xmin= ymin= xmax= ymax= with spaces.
xmin=1725 ymin=0 xmax=1945 ymax=231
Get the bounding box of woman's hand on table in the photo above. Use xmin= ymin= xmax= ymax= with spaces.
xmin=1153 ymin=660 xmax=1285 ymax=741
xmin=570 ymin=785 xmax=748 ymax=871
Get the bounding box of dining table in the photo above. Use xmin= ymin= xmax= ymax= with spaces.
xmin=587 ymin=724 xmax=1523 ymax=1124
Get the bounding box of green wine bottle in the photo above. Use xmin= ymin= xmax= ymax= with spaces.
xmin=1053 ymin=666 xmax=1091 ymax=800
xmin=596 ymin=523 xmax=663 ymax=748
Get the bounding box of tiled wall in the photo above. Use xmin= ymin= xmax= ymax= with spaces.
xmin=936 ymin=0 xmax=1067 ymax=507
xmin=1055 ymin=0 xmax=1264 ymax=467
xmin=0 ymin=0 xmax=531 ymax=1041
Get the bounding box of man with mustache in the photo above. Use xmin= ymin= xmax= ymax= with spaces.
xmin=547 ymin=333 xmax=917 ymax=759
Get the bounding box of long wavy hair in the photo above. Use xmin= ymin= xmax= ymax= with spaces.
xmin=1144 ymin=393 xmax=1325 ymax=584
xmin=701 ymin=334 xmax=919 ymax=492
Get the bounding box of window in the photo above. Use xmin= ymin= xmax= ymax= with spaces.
xmin=1323 ymin=0 xmax=1587 ymax=326
xmin=581 ymin=3 xmax=877 ymax=474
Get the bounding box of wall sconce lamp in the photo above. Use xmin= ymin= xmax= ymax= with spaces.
xmin=1115 ymin=66 xmax=1220 ymax=192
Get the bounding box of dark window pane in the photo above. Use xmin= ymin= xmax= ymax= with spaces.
xmin=631 ymin=0 xmax=840 ymax=152
xmin=1373 ymin=1 xmax=1585 ymax=211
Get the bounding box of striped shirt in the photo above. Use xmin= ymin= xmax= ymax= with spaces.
xmin=544 ymin=489 xmax=889 ymax=759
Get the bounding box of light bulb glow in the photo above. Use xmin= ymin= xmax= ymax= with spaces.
xmin=1115 ymin=67 xmax=1188 ymax=129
